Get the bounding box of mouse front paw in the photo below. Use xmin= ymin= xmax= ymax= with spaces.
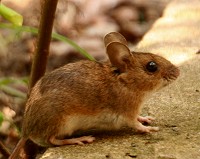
xmin=134 ymin=123 xmax=159 ymax=133
xmin=137 ymin=116 xmax=155 ymax=124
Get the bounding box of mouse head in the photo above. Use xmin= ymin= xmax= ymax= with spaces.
xmin=104 ymin=32 xmax=180 ymax=92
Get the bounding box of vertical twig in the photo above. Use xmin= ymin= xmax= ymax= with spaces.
xmin=29 ymin=0 xmax=59 ymax=89
xmin=0 ymin=141 xmax=10 ymax=158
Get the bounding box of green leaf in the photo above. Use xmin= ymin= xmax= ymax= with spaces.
xmin=21 ymin=77 xmax=29 ymax=85
xmin=0 ymin=4 xmax=23 ymax=26
xmin=0 ymin=77 xmax=27 ymax=86
xmin=0 ymin=85 xmax=27 ymax=98
xmin=0 ymin=112 xmax=4 ymax=127
xmin=0 ymin=78 xmax=15 ymax=86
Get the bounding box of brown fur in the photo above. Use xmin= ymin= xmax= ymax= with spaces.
xmin=9 ymin=32 xmax=179 ymax=159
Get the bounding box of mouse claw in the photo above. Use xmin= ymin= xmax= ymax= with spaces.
xmin=76 ymin=136 xmax=96 ymax=145
xmin=134 ymin=123 xmax=159 ymax=133
xmin=137 ymin=116 xmax=155 ymax=124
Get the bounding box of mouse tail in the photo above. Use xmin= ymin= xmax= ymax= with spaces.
xmin=9 ymin=137 xmax=27 ymax=159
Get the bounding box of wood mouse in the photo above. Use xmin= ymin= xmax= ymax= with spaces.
xmin=9 ymin=32 xmax=180 ymax=159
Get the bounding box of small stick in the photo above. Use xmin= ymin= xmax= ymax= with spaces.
xmin=0 ymin=140 xmax=11 ymax=158
xmin=29 ymin=0 xmax=59 ymax=89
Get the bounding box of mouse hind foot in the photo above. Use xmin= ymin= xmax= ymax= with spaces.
xmin=49 ymin=135 xmax=95 ymax=146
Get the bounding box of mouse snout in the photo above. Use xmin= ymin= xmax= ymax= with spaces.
xmin=163 ymin=65 xmax=180 ymax=82
xmin=169 ymin=65 xmax=180 ymax=79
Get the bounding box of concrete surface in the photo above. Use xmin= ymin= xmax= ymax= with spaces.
xmin=40 ymin=0 xmax=200 ymax=158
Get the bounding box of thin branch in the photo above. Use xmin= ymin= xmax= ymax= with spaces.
xmin=29 ymin=0 xmax=59 ymax=89
xmin=0 ymin=141 xmax=11 ymax=158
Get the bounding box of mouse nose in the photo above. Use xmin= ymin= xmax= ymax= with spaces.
xmin=170 ymin=66 xmax=180 ymax=79
xmin=167 ymin=66 xmax=180 ymax=80
xmin=163 ymin=65 xmax=180 ymax=81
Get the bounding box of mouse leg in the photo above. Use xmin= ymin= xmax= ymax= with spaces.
xmin=137 ymin=116 xmax=155 ymax=124
xmin=49 ymin=135 xmax=95 ymax=146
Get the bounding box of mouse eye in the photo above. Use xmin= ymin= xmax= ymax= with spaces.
xmin=146 ymin=61 xmax=158 ymax=72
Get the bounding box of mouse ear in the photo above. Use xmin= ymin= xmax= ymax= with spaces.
xmin=104 ymin=32 xmax=128 ymax=48
xmin=106 ymin=42 xmax=132 ymax=73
